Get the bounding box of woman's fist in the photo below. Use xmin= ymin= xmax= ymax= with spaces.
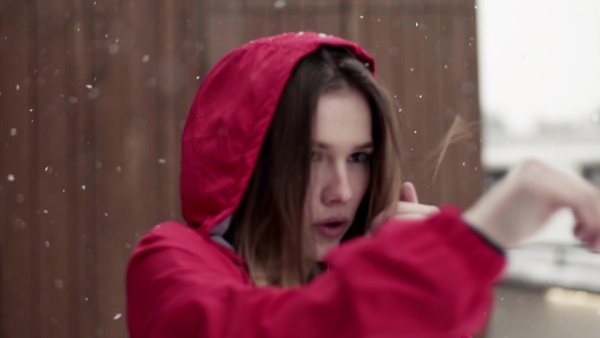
xmin=369 ymin=182 xmax=440 ymax=234
xmin=463 ymin=159 xmax=600 ymax=251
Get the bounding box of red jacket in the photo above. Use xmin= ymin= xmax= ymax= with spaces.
xmin=126 ymin=32 xmax=505 ymax=338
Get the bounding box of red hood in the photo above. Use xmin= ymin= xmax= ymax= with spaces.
xmin=180 ymin=32 xmax=375 ymax=235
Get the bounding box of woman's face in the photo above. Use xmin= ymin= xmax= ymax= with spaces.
xmin=304 ymin=88 xmax=372 ymax=261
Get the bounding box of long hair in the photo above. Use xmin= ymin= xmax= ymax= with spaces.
xmin=228 ymin=46 xmax=403 ymax=287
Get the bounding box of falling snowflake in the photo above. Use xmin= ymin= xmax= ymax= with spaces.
xmin=54 ymin=279 xmax=64 ymax=289
xmin=273 ymin=0 xmax=286 ymax=9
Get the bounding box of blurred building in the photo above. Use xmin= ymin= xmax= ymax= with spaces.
xmin=482 ymin=118 xmax=600 ymax=337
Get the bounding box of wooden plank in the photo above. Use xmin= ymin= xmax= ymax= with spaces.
xmin=34 ymin=0 xmax=74 ymax=335
xmin=436 ymin=0 xmax=464 ymax=207
xmin=91 ymin=3 xmax=164 ymax=336
xmin=0 ymin=1 xmax=38 ymax=336
xmin=422 ymin=0 xmax=482 ymax=209
xmin=414 ymin=0 xmax=447 ymax=205
xmin=267 ymin=0 xmax=284 ymax=35
xmin=403 ymin=0 xmax=443 ymax=204
xmin=361 ymin=0 xmax=393 ymax=86
xmin=241 ymin=0 xmax=269 ymax=44
xmin=208 ymin=0 xmax=245 ymax=67
xmin=374 ymin=0 xmax=483 ymax=208
xmin=340 ymin=0 xmax=364 ymax=40
xmin=126 ymin=0 xmax=160 ymax=229
xmin=185 ymin=0 xmax=210 ymax=106
xmin=299 ymin=0 xmax=319 ymax=33
xmin=280 ymin=0 xmax=306 ymax=33
xmin=315 ymin=0 xmax=342 ymax=36
xmin=69 ymin=0 xmax=100 ymax=336
xmin=446 ymin=0 xmax=482 ymax=208
xmin=390 ymin=0 xmax=433 ymax=200
xmin=91 ymin=0 xmax=131 ymax=336
xmin=157 ymin=0 xmax=198 ymax=223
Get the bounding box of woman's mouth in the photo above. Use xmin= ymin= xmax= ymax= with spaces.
xmin=314 ymin=217 xmax=349 ymax=238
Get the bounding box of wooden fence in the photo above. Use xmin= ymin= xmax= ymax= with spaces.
xmin=0 ymin=0 xmax=481 ymax=337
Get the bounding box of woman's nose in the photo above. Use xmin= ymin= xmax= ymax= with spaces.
xmin=323 ymin=164 xmax=353 ymax=205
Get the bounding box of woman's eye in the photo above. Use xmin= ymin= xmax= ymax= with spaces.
xmin=349 ymin=152 xmax=371 ymax=163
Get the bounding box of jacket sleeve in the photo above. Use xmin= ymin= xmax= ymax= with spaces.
xmin=126 ymin=207 xmax=505 ymax=338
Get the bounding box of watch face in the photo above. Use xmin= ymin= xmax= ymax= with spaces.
xmin=583 ymin=165 xmax=600 ymax=187
xmin=484 ymin=169 xmax=507 ymax=191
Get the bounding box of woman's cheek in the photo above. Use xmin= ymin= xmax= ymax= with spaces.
xmin=306 ymin=164 xmax=324 ymax=205
xmin=349 ymin=164 xmax=370 ymax=193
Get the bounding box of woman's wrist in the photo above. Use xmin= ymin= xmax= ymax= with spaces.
xmin=462 ymin=216 xmax=507 ymax=256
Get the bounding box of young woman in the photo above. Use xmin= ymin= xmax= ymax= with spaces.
xmin=126 ymin=32 xmax=600 ymax=337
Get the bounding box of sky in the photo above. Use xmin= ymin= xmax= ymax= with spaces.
xmin=476 ymin=0 xmax=600 ymax=134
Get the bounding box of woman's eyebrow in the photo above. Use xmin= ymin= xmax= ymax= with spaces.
xmin=311 ymin=141 xmax=373 ymax=150
xmin=354 ymin=142 xmax=374 ymax=150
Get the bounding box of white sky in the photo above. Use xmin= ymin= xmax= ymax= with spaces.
xmin=476 ymin=0 xmax=600 ymax=134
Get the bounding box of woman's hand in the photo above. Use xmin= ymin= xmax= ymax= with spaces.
xmin=369 ymin=182 xmax=440 ymax=234
xmin=463 ymin=159 xmax=600 ymax=251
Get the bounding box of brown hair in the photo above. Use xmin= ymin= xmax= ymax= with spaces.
xmin=228 ymin=46 xmax=403 ymax=287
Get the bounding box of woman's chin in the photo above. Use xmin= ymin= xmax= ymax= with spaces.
xmin=314 ymin=241 xmax=340 ymax=262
